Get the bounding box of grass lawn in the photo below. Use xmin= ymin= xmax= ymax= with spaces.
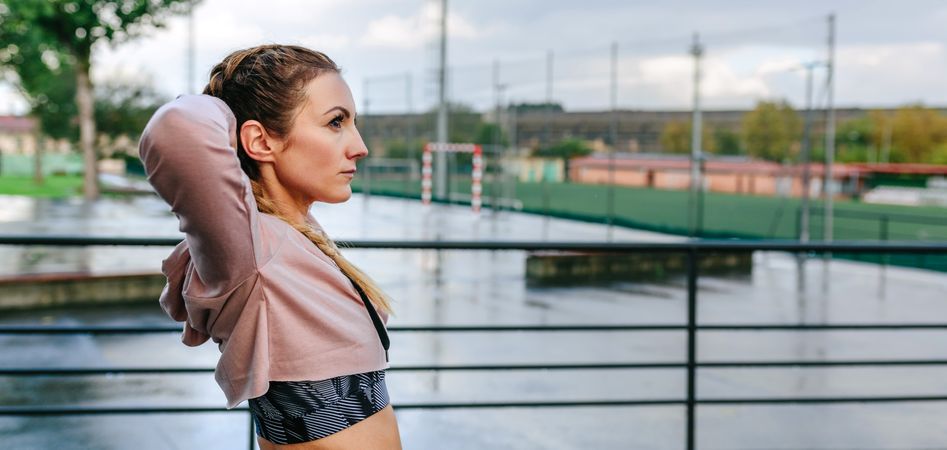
xmin=0 ymin=175 xmax=84 ymax=198
xmin=352 ymin=176 xmax=947 ymax=242
xmin=353 ymin=175 xmax=947 ymax=271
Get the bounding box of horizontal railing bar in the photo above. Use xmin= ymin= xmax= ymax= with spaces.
xmin=0 ymin=401 xmax=677 ymax=415
xmin=0 ymin=324 xmax=678 ymax=334
xmin=699 ymin=359 xmax=947 ymax=367
xmin=0 ymin=236 xmax=184 ymax=246
xmin=0 ymin=236 xmax=945 ymax=253
xmin=0 ymin=363 xmax=674 ymax=376
xmin=697 ymin=395 xmax=947 ymax=405
xmin=5 ymin=359 xmax=947 ymax=376
xmin=2 ymin=323 xmax=945 ymax=335
xmin=0 ymin=363 xmax=669 ymax=376
xmin=396 ymin=396 xmax=947 ymax=407
xmin=3 ymin=395 xmax=946 ymax=415
xmin=698 ymin=324 xmax=947 ymax=330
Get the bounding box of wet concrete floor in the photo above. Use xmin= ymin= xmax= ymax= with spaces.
xmin=1 ymin=193 xmax=946 ymax=449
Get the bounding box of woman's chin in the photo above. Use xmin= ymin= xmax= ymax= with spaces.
xmin=322 ymin=188 xmax=353 ymax=204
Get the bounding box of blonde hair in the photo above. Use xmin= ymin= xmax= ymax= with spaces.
xmin=205 ymin=44 xmax=393 ymax=315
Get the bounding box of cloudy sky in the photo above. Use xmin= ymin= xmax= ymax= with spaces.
xmin=2 ymin=0 xmax=946 ymax=114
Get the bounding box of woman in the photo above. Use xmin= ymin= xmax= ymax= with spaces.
xmin=139 ymin=44 xmax=402 ymax=449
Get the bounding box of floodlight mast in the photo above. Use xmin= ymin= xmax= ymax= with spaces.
xmin=688 ymin=33 xmax=704 ymax=238
xmin=435 ymin=0 xmax=449 ymax=201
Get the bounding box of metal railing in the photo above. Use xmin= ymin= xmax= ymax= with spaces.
xmin=1 ymin=236 xmax=946 ymax=450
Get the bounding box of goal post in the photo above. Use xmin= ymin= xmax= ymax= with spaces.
xmin=422 ymin=142 xmax=483 ymax=213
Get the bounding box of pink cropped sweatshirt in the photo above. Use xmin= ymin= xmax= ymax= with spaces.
xmin=139 ymin=94 xmax=389 ymax=409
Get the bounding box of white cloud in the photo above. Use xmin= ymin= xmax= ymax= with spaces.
xmin=835 ymin=41 xmax=947 ymax=105
xmin=839 ymin=41 xmax=942 ymax=70
xmin=755 ymin=57 xmax=812 ymax=76
xmin=362 ymin=3 xmax=479 ymax=49
xmin=361 ymin=15 xmax=424 ymax=49
xmin=298 ymin=34 xmax=352 ymax=53
xmin=636 ymin=55 xmax=770 ymax=107
xmin=4 ymin=1 xmax=947 ymax=116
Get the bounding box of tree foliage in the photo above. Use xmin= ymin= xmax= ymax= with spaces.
xmin=473 ymin=122 xmax=508 ymax=146
xmin=713 ymin=128 xmax=741 ymax=155
xmin=95 ymin=76 xmax=167 ymax=141
xmin=0 ymin=6 xmax=77 ymax=139
xmin=659 ymin=121 xmax=689 ymax=153
xmin=1 ymin=1 xmax=196 ymax=58
xmin=889 ymin=104 xmax=947 ymax=163
xmin=0 ymin=0 xmax=197 ymax=198
xmin=533 ymin=138 xmax=592 ymax=159
xmin=659 ymin=120 xmax=718 ymax=154
xmin=508 ymin=102 xmax=564 ymax=114
xmin=834 ymin=116 xmax=874 ymax=162
xmin=533 ymin=138 xmax=592 ymax=182
xmin=834 ymin=105 xmax=947 ymax=163
xmin=383 ymin=139 xmax=424 ymax=161
xmin=741 ymin=100 xmax=801 ymax=162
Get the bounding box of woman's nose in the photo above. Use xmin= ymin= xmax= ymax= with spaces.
xmin=350 ymin=131 xmax=369 ymax=159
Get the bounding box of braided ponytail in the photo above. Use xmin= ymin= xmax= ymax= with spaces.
xmin=204 ymin=45 xmax=393 ymax=316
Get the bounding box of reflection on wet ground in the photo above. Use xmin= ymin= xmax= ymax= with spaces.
xmin=1 ymin=194 xmax=946 ymax=449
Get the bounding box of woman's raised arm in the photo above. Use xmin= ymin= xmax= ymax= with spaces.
xmin=139 ymin=95 xmax=260 ymax=294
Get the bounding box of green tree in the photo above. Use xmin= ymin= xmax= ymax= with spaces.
xmin=889 ymin=104 xmax=947 ymax=163
xmin=660 ymin=120 xmax=690 ymax=153
xmin=95 ymin=77 xmax=167 ymax=142
xmin=659 ymin=120 xmax=718 ymax=154
xmin=835 ymin=116 xmax=874 ymax=162
xmin=534 ymin=138 xmax=592 ymax=159
xmin=508 ymin=102 xmax=563 ymax=113
xmin=0 ymin=43 xmax=78 ymax=141
xmin=932 ymin=143 xmax=947 ymax=165
xmin=473 ymin=122 xmax=508 ymax=147
xmin=741 ymin=100 xmax=802 ymax=161
xmin=0 ymin=22 xmax=76 ymax=183
xmin=0 ymin=0 xmax=197 ymax=199
xmin=383 ymin=138 xmax=424 ymax=161
xmin=713 ymin=128 xmax=741 ymax=155
xmin=533 ymin=138 xmax=592 ymax=181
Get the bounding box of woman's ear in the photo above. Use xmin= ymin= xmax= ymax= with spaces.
xmin=240 ymin=120 xmax=282 ymax=163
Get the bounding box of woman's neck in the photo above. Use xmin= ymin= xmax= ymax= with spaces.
xmin=255 ymin=174 xmax=310 ymax=225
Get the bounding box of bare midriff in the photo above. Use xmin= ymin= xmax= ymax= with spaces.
xmin=256 ymin=404 xmax=402 ymax=450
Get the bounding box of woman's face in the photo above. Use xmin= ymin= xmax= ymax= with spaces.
xmin=273 ymin=72 xmax=367 ymax=204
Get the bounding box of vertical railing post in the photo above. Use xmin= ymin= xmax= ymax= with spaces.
xmin=686 ymin=246 xmax=699 ymax=450
xmin=879 ymin=214 xmax=889 ymax=241
xmin=795 ymin=206 xmax=802 ymax=241
xmin=249 ymin=412 xmax=255 ymax=450
xmin=880 ymin=215 xmax=890 ymax=267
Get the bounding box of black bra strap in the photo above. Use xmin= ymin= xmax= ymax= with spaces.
xmin=348 ymin=278 xmax=390 ymax=362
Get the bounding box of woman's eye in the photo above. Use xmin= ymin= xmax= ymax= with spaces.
xmin=329 ymin=115 xmax=344 ymax=129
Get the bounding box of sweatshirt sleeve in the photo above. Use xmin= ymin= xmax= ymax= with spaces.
xmin=139 ymin=95 xmax=259 ymax=295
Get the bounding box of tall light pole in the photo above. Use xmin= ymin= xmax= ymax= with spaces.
xmin=798 ymin=62 xmax=819 ymax=243
xmin=404 ymin=72 xmax=415 ymax=199
xmin=778 ymin=60 xmax=826 ymax=242
xmin=544 ymin=49 xmax=554 ymax=148
xmin=823 ymin=13 xmax=837 ymax=244
xmin=434 ymin=0 xmax=449 ymax=201
xmin=187 ymin=2 xmax=195 ymax=94
xmin=688 ymin=33 xmax=704 ymax=238
xmin=492 ymin=59 xmax=507 ymax=214
xmin=607 ymin=41 xmax=618 ymax=241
